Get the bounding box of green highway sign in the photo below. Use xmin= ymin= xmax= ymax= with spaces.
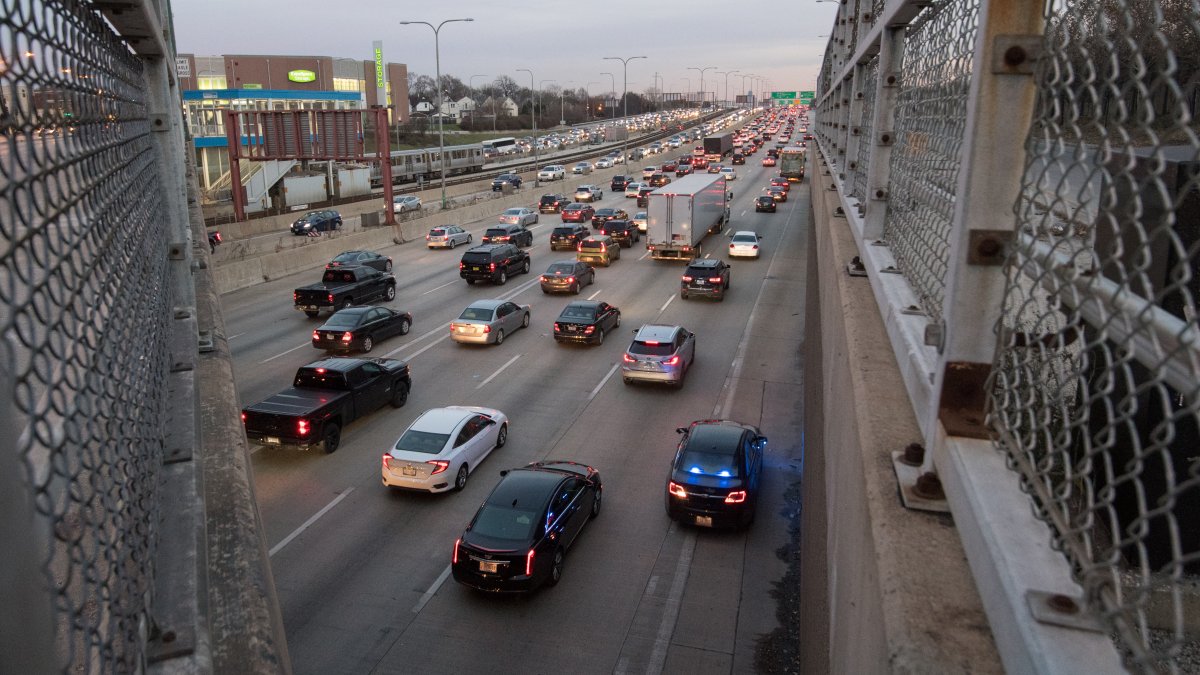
xmin=771 ymin=91 xmax=797 ymax=100
xmin=799 ymin=91 xmax=815 ymax=105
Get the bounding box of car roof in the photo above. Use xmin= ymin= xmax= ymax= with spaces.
xmin=633 ymin=324 xmax=683 ymax=342
xmin=684 ymin=419 xmax=760 ymax=450
xmin=687 ymin=258 xmax=722 ymax=269
xmin=732 ymin=230 xmax=758 ymax=238
xmin=410 ymin=407 xmax=474 ymax=433
xmin=465 ymin=244 xmax=510 ymax=253
xmin=465 ymin=299 xmax=506 ymax=310
xmin=564 ymin=300 xmax=601 ymax=310
xmin=486 ymin=468 xmax=567 ymax=508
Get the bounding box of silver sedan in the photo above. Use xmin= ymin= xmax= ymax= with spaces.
xmin=450 ymin=299 xmax=532 ymax=345
xmin=498 ymin=207 xmax=539 ymax=227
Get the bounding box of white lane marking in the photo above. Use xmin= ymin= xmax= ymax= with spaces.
xmin=658 ymin=293 xmax=675 ymax=314
xmin=704 ymin=253 xmax=711 ymax=259
xmin=725 ymin=228 xmax=732 ymax=236
xmin=383 ymin=322 xmax=450 ymax=357
xmin=412 ymin=565 xmax=453 ymax=614
xmin=587 ymin=288 xmax=603 ymax=300
xmin=421 ymin=280 xmax=457 ymax=295
xmin=588 ymin=362 xmax=621 ymax=401
xmin=639 ymin=250 xmax=651 ymax=261
xmin=408 ymin=334 xmax=451 ymax=361
xmin=528 ymin=224 xmax=543 ymax=231
xmin=261 ymin=340 xmax=310 ymax=364
xmin=499 ymin=276 xmax=541 ymax=300
xmin=740 ymin=210 xmax=747 ymax=217
xmin=647 ymin=527 xmax=696 ymax=675
xmin=269 ymin=488 xmax=355 ymax=557
xmin=477 ymin=353 xmax=522 ymax=390
xmin=228 ymin=332 xmax=245 ymax=340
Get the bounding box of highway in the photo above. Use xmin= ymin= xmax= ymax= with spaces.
xmin=220 ymin=138 xmax=810 ymax=674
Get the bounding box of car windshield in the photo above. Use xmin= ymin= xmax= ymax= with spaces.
xmin=732 ymin=234 xmax=757 ymax=244
xmin=393 ymin=430 xmax=450 ymax=455
xmin=458 ymin=307 xmax=496 ymax=321
xmin=471 ymin=504 xmax=539 ymax=543
xmin=636 ymin=212 xmax=646 ymax=219
xmin=629 ymin=340 xmax=675 ymax=357
xmin=546 ymin=263 xmax=576 ymax=274
xmin=324 ymin=312 xmax=362 ymax=328
xmin=678 ymin=449 xmax=741 ymax=478
xmin=559 ymin=305 xmax=596 ymax=320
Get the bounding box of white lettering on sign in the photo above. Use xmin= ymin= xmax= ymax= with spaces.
xmin=175 ymin=57 xmax=191 ymax=78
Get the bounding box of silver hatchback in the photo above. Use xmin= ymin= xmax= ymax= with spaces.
xmin=621 ymin=324 xmax=696 ymax=387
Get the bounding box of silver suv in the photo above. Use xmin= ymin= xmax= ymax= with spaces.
xmin=621 ymin=324 xmax=696 ymax=387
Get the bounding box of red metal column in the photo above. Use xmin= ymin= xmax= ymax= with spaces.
xmin=223 ymin=110 xmax=245 ymax=222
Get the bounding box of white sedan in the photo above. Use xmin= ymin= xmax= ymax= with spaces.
xmin=728 ymin=230 xmax=762 ymax=259
xmin=595 ymin=157 xmax=613 ymax=169
xmin=381 ymin=406 xmax=509 ymax=493
xmin=719 ymin=167 xmax=737 ymax=181
xmin=393 ymin=195 xmax=422 ymax=214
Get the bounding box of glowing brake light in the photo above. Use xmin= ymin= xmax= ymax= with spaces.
xmin=668 ymin=481 xmax=688 ymax=499
xmin=553 ymin=323 xmax=561 ymax=332
xmin=681 ymin=275 xmax=693 ymax=282
xmin=240 ymin=412 xmax=246 ymax=423
xmin=584 ymin=325 xmax=595 ymax=334
xmin=312 ymin=330 xmax=319 ymax=340
xmin=708 ymin=276 xmax=724 ymax=284
xmin=453 ymin=538 xmax=461 ymax=565
xmin=315 ymin=367 xmax=326 ymax=374
xmin=526 ymin=549 xmax=536 ymax=577
xmin=297 ymin=419 xmax=310 ymax=436
xmin=565 ymin=276 xmax=575 ymax=283
xmin=725 ymin=490 xmax=748 ymax=504
xmin=459 ymin=261 xmax=466 ymax=270
xmin=489 ymin=263 xmax=497 ymax=272
xmin=622 ymin=353 xmax=635 ymax=363
xmin=341 ymin=332 xmax=353 ymax=343
xmin=664 ymin=355 xmax=681 ymax=366
xmin=427 ymin=460 xmax=449 ymax=475
xmin=382 ymin=454 xmax=392 ymax=470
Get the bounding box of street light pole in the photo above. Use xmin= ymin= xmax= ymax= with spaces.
xmin=399 ymin=18 xmax=474 ymax=210
xmin=716 ymin=70 xmax=738 ymax=109
xmin=517 ymin=68 xmax=538 ymax=186
xmin=687 ymin=66 xmax=715 ymax=109
xmin=603 ymin=55 xmax=646 ymax=165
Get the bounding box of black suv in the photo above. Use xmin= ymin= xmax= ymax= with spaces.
xmin=680 ymin=258 xmax=731 ymax=301
xmin=550 ymin=224 xmax=589 ymax=251
xmin=459 ymin=244 xmax=532 ymax=285
xmin=666 ymin=420 xmax=765 ymax=529
xmin=539 ymin=194 xmax=569 ymax=214
xmin=610 ymin=174 xmax=630 ymax=191
xmin=599 ymin=220 xmax=639 ymax=247
xmin=482 ymin=223 xmax=534 ymax=247
xmin=492 ymin=173 xmax=523 ymax=191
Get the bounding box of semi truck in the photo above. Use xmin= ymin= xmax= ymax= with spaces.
xmin=703 ymin=133 xmax=732 ymax=162
xmin=646 ymin=173 xmax=729 ymax=260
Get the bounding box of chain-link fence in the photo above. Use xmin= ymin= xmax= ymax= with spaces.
xmin=813 ymin=0 xmax=1200 ymax=671
xmin=3 ymin=2 xmax=184 ymax=672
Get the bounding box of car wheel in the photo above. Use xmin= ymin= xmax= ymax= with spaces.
xmin=390 ymin=381 xmax=410 ymax=408
xmin=680 ymin=291 xmax=689 ymax=300
xmin=494 ymin=329 xmax=504 ymax=345
xmin=454 ymin=464 xmax=469 ymax=492
xmin=399 ymin=318 xmax=411 ymax=335
xmin=304 ymin=311 xmax=319 ymax=318
xmin=496 ymin=423 xmax=508 ymax=448
xmin=546 ymin=548 xmax=564 ymax=587
xmin=449 ymin=239 xmax=456 ymax=249
xmin=615 ymin=313 xmax=621 ymax=328
xmin=497 ymin=271 xmax=508 ymax=285
xmin=467 ymin=234 xmax=473 ymax=243
xmin=570 ymin=283 xmax=579 ymax=294
xmin=322 ymin=424 xmax=341 ymax=454
xmin=522 ymin=260 xmax=530 ymax=274
xmin=385 ymin=285 xmax=396 ymax=301
xmin=362 ymin=336 xmax=374 ymax=353
xmin=590 ymin=488 xmax=603 ymax=518
xmin=623 ymin=377 xmax=633 ymax=385
xmin=339 ymin=297 xmax=353 ymax=311
xmin=522 ymin=312 xmax=530 ymax=329
xmin=385 ymin=260 xmax=393 ymax=272
xmin=595 ymin=328 xmax=604 ymax=345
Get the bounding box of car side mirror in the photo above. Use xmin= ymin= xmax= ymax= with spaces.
xmin=499 ymin=469 xmax=509 ymax=477
xmin=676 ymin=427 xmax=687 ymax=434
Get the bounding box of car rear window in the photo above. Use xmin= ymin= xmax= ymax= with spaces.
xmin=678 ymin=449 xmax=741 ymax=478
xmin=461 ymin=252 xmax=491 ymax=265
xmin=393 ymin=430 xmax=450 ymax=454
xmin=471 ymin=504 xmax=538 ymax=543
xmin=458 ymin=306 xmax=496 ymax=321
xmin=580 ymin=240 xmax=607 ymax=250
xmin=552 ymin=227 xmax=578 ymax=236
xmin=485 ymin=228 xmax=508 ymax=237
xmin=540 ymin=195 xmax=558 ymax=204
xmin=502 ymin=209 xmax=522 ymax=216
xmin=429 ymin=228 xmax=447 ymax=236
xmin=559 ymin=305 xmax=596 ymax=320
xmin=546 ymin=262 xmax=576 ymax=274
xmin=629 ymin=340 xmax=674 ymax=357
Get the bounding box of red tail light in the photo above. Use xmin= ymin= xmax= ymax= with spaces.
xmin=708 ymin=276 xmax=723 ymax=284
xmin=327 ymin=293 xmax=334 ymax=303
xmin=622 ymin=353 xmax=635 ymax=363
xmin=382 ymin=454 xmax=392 ymax=470
xmin=526 ymin=549 xmax=536 ymax=577
xmin=584 ymin=325 xmax=595 ymax=334
xmin=664 ymin=355 xmax=681 ymax=366
xmin=565 ymin=276 xmax=575 ymax=283
xmin=725 ymin=490 xmax=748 ymax=504
xmin=668 ymin=481 xmax=688 ymax=499
xmin=489 ymin=263 xmax=497 ymax=272
xmin=341 ymin=332 xmax=353 ymax=343
xmin=297 ymin=419 xmax=310 ymax=436
xmin=553 ymin=323 xmax=561 ymax=332
xmin=459 ymin=261 xmax=465 ymax=270
xmin=427 ymin=460 xmax=449 ymax=475
xmin=240 ymin=412 xmax=246 ymax=423
xmin=453 ymin=538 xmax=461 ymax=565
xmin=681 ymin=275 xmax=693 ymax=282
xmin=214 ymin=232 xmax=222 ymax=242
xmin=482 ymin=325 xmax=491 ymax=333
xmin=312 ymin=330 xmax=319 ymax=340
xmin=293 ymin=292 xmax=298 ymax=302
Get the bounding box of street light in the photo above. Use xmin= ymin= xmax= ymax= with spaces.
xmin=688 ymin=66 xmax=715 ymax=109
xmin=517 ymin=68 xmax=538 ymax=186
xmin=716 ymin=70 xmax=739 ymax=109
xmin=399 ymin=18 xmax=474 ymax=210
xmin=603 ymin=55 xmax=646 ymax=165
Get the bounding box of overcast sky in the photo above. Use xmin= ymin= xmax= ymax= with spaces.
xmin=171 ymin=0 xmax=836 ymax=99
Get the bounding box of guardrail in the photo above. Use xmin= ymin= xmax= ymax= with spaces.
xmin=813 ymin=0 xmax=1198 ymax=672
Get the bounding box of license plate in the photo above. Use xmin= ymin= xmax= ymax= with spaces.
xmin=479 ymin=561 xmax=499 ymax=573
xmin=694 ymin=515 xmax=713 ymax=528
xmin=324 ymin=334 xmax=334 ymax=340
xmin=401 ymin=467 xmax=417 ymax=476
xmin=696 ymin=280 xmax=706 ymax=285
xmin=471 ymin=266 xmax=482 ymax=271
xmin=264 ymin=436 xmax=281 ymax=445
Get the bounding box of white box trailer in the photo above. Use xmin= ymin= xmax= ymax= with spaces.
xmin=646 ymin=173 xmax=729 ymax=260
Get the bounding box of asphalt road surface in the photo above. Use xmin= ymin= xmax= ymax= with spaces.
xmin=221 ymin=146 xmax=810 ymax=675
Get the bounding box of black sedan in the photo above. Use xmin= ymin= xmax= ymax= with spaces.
xmin=755 ymin=196 xmax=777 ymax=213
xmin=592 ymin=207 xmax=628 ymax=229
xmin=326 ymin=250 xmax=393 ymax=272
xmin=452 ymin=461 xmax=603 ymax=593
xmin=666 ymin=420 xmax=766 ymax=529
xmin=492 ymin=173 xmax=522 ymax=191
xmin=290 ymin=210 xmax=342 ymax=235
xmin=312 ymin=306 xmax=412 ymax=353
xmin=553 ymin=300 xmax=621 ymax=345
xmin=599 ymin=220 xmax=640 ymax=247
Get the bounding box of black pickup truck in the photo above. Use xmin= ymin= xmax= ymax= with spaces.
xmin=294 ymin=266 xmax=397 ymax=318
xmin=241 ymin=357 xmax=411 ymax=453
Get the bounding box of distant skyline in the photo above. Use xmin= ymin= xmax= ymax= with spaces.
xmin=171 ymin=0 xmax=836 ymax=99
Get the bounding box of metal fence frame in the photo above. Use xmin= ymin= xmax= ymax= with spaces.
xmin=812 ymin=0 xmax=1198 ymax=672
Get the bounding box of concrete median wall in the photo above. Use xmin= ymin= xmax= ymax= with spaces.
xmin=798 ymin=163 xmax=1001 ymax=673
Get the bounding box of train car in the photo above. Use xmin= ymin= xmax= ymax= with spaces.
xmin=370 ymin=143 xmax=485 ymax=186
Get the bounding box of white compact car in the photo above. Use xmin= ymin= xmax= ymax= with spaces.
xmin=381 ymin=406 xmax=509 ymax=493
xmin=728 ymin=230 xmax=762 ymax=259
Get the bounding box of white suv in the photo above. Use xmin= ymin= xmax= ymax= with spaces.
xmin=538 ymin=165 xmax=566 ymax=181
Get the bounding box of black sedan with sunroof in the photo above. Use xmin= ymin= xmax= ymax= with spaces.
xmin=666 ymin=420 xmax=766 ymax=529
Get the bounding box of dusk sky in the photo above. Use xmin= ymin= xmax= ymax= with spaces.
xmin=171 ymin=0 xmax=836 ymax=99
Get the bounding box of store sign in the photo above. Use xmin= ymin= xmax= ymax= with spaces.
xmin=288 ymin=69 xmax=316 ymax=83
xmin=175 ymin=57 xmax=191 ymax=78
xmin=243 ymin=83 xmax=263 ymax=90
xmin=373 ymin=40 xmax=388 ymax=108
